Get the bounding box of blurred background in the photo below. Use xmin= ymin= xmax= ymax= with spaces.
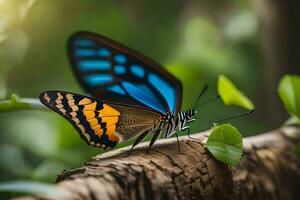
xmin=0 ymin=0 xmax=299 ymax=185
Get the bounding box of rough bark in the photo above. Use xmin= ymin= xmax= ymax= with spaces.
xmin=15 ymin=127 xmax=300 ymax=200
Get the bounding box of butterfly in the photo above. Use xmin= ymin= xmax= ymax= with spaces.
xmin=39 ymin=31 xmax=201 ymax=151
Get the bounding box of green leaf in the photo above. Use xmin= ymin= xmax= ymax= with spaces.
xmin=218 ymin=75 xmax=254 ymax=110
xmin=278 ymin=75 xmax=300 ymax=119
xmin=207 ymin=124 xmax=243 ymax=166
xmin=0 ymin=180 xmax=70 ymax=199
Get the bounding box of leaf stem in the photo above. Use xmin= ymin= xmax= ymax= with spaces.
xmin=0 ymin=94 xmax=47 ymax=112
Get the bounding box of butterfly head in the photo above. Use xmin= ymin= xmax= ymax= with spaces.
xmin=161 ymin=113 xmax=172 ymax=122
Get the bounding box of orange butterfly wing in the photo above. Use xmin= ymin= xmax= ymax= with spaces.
xmin=40 ymin=91 xmax=120 ymax=149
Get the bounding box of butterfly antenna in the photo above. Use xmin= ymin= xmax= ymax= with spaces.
xmin=196 ymin=117 xmax=214 ymax=124
xmin=214 ymin=109 xmax=255 ymax=124
xmin=194 ymin=94 xmax=221 ymax=109
xmin=193 ymin=84 xmax=208 ymax=109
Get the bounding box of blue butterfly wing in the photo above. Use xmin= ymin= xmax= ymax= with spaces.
xmin=68 ymin=32 xmax=182 ymax=113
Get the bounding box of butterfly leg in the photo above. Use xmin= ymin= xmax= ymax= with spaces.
xmin=164 ymin=128 xmax=182 ymax=153
xmin=127 ymin=130 xmax=150 ymax=156
xmin=182 ymin=126 xmax=199 ymax=140
xmin=175 ymin=132 xmax=182 ymax=153
xmin=147 ymin=129 xmax=161 ymax=153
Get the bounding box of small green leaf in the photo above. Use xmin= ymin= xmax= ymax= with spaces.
xmin=278 ymin=75 xmax=300 ymax=119
xmin=207 ymin=124 xmax=243 ymax=166
xmin=218 ymin=75 xmax=254 ymax=110
xmin=0 ymin=181 xmax=70 ymax=199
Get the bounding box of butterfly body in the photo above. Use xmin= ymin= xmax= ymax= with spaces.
xmin=40 ymin=31 xmax=198 ymax=150
xmin=161 ymin=110 xmax=197 ymax=138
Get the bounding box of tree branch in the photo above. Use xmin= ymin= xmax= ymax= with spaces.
xmin=14 ymin=127 xmax=300 ymax=200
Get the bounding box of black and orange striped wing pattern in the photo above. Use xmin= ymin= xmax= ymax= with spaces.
xmin=39 ymin=91 xmax=120 ymax=148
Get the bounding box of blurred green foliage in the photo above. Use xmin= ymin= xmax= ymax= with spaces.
xmin=0 ymin=0 xmax=266 ymax=189
xmin=0 ymin=180 xmax=70 ymax=199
